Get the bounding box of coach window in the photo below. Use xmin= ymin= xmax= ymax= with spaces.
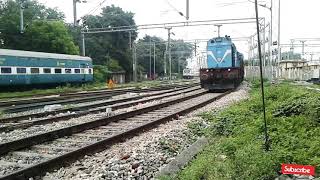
xmin=75 ymin=69 xmax=80 ymax=74
xmin=81 ymin=69 xmax=85 ymax=74
xmin=55 ymin=69 xmax=62 ymax=74
xmin=31 ymin=68 xmax=40 ymax=74
xmin=1 ymin=67 xmax=11 ymax=74
xmin=65 ymin=69 xmax=72 ymax=74
xmin=44 ymin=68 xmax=51 ymax=74
xmin=17 ymin=68 xmax=27 ymax=74
xmin=89 ymin=69 xmax=92 ymax=74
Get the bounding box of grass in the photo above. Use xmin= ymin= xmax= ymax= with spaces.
xmin=0 ymin=79 xmax=190 ymax=100
xmin=175 ymin=82 xmax=320 ymax=180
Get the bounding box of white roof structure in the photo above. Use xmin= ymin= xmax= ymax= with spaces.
xmin=0 ymin=49 xmax=92 ymax=61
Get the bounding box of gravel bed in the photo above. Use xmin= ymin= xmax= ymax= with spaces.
xmin=0 ymin=89 xmax=198 ymax=143
xmin=43 ymin=83 xmax=250 ymax=180
xmin=1 ymin=92 xmax=147 ymax=119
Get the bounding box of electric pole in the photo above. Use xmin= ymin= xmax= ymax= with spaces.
xmin=73 ymin=0 xmax=77 ymax=26
xmin=82 ymin=33 xmax=85 ymax=56
xmin=215 ymin=24 xmax=222 ymax=37
xmin=164 ymin=44 xmax=167 ymax=76
xmin=19 ymin=0 xmax=26 ymax=33
xmin=153 ymin=42 xmax=156 ymax=80
xmin=132 ymin=43 xmax=137 ymax=82
xmin=194 ymin=42 xmax=197 ymax=57
xmin=149 ymin=38 xmax=152 ymax=79
xmin=186 ymin=0 xmax=190 ymax=20
xmin=277 ymin=0 xmax=281 ymax=77
xmin=166 ymin=27 xmax=173 ymax=80
xmin=290 ymin=39 xmax=294 ymax=59
xmin=73 ymin=0 xmax=87 ymax=26
xmin=300 ymin=40 xmax=306 ymax=60
xmin=129 ymin=31 xmax=132 ymax=49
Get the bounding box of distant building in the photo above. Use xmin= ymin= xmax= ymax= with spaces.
xmin=279 ymin=60 xmax=320 ymax=81
xmin=109 ymin=71 xmax=126 ymax=84
xmin=279 ymin=60 xmax=307 ymax=80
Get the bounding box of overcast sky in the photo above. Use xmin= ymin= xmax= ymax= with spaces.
xmin=38 ymin=0 xmax=320 ymax=60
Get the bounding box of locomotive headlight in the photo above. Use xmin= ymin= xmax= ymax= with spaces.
xmin=228 ymin=69 xmax=231 ymax=72
xmin=206 ymin=69 xmax=209 ymax=72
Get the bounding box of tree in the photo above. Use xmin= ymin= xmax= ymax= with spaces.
xmin=0 ymin=0 xmax=78 ymax=54
xmin=82 ymin=5 xmax=138 ymax=77
xmin=136 ymin=35 xmax=193 ymax=78
xmin=23 ymin=21 xmax=79 ymax=54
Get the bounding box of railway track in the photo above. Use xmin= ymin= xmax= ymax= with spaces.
xmin=0 ymin=80 xmax=196 ymax=101
xmin=0 ymin=83 xmax=198 ymax=113
xmin=0 ymin=89 xmax=229 ymax=180
xmin=0 ymin=86 xmax=201 ymax=132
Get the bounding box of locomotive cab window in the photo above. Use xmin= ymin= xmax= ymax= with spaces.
xmin=65 ymin=69 xmax=72 ymax=74
xmin=17 ymin=68 xmax=26 ymax=74
xmin=31 ymin=68 xmax=40 ymax=74
xmin=44 ymin=68 xmax=51 ymax=74
xmin=75 ymin=69 xmax=80 ymax=74
xmin=1 ymin=67 xmax=12 ymax=74
xmin=55 ymin=69 xmax=62 ymax=74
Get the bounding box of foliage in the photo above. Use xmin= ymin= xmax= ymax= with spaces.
xmin=23 ymin=21 xmax=79 ymax=54
xmin=187 ymin=120 xmax=207 ymax=137
xmin=0 ymin=0 xmax=79 ymax=54
xmin=179 ymin=83 xmax=320 ymax=179
xmin=136 ymin=35 xmax=193 ymax=78
xmin=159 ymin=138 xmax=180 ymax=154
xmin=93 ymin=65 xmax=110 ymax=83
xmin=82 ymin=5 xmax=137 ymax=77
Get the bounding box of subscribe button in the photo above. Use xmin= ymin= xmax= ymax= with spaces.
xmin=282 ymin=164 xmax=315 ymax=176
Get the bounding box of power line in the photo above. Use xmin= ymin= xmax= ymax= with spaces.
xmin=163 ymin=0 xmax=185 ymax=18
xmin=82 ymin=0 xmax=108 ymax=18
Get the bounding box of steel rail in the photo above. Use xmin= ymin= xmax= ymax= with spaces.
xmin=0 ymin=89 xmax=207 ymax=155
xmin=0 ymin=84 xmax=197 ymax=123
xmin=0 ymin=83 xmax=198 ymax=113
xmin=0 ymin=86 xmax=201 ymax=132
xmin=0 ymin=90 xmax=231 ymax=180
xmin=0 ymin=82 xmax=198 ymax=108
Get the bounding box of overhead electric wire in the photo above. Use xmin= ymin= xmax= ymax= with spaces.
xmin=82 ymin=0 xmax=108 ymax=18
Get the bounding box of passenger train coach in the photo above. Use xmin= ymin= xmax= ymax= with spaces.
xmin=0 ymin=49 xmax=93 ymax=86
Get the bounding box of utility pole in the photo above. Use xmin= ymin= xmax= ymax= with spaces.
xmin=82 ymin=33 xmax=85 ymax=56
xmin=186 ymin=0 xmax=190 ymax=20
xmin=164 ymin=44 xmax=167 ymax=76
xmin=129 ymin=31 xmax=132 ymax=49
xmin=153 ymin=42 xmax=156 ymax=80
xmin=277 ymin=0 xmax=281 ymax=77
xmin=290 ymin=39 xmax=295 ymax=59
xmin=300 ymin=40 xmax=306 ymax=60
xmin=19 ymin=0 xmax=26 ymax=33
xmin=73 ymin=0 xmax=77 ymax=26
xmin=255 ymin=0 xmax=269 ymax=151
xmin=166 ymin=27 xmax=173 ymax=80
xmin=215 ymin=24 xmax=222 ymax=37
xmin=132 ymin=43 xmax=137 ymax=82
xmin=262 ymin=19 xmax=266 ymax=68
xmin=149 ymin=38 xmax=152 ymax=79
xmin=194 ymin=42 xmax=197 ymax=57
xmin=270 ymin=0 xmax=273 ymax=47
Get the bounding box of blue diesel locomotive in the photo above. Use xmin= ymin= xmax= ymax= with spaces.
xmin=0 ymin=49 xmax=93 ymax=86
xmin=200 ymin=36 xmax=244 ymax=90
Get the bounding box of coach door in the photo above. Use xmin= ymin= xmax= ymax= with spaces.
xmin=80 ymin=63 xmax=86 ymax=82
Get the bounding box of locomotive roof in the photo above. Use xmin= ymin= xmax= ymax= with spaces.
xmin=0 ymin=49 xmax=92 ymax=61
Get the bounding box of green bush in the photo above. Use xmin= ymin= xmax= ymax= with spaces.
xmin=179 ymin=83 xmax=320 ymax=179
xmin=93 ymin=65 xmax=110 ymax=83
